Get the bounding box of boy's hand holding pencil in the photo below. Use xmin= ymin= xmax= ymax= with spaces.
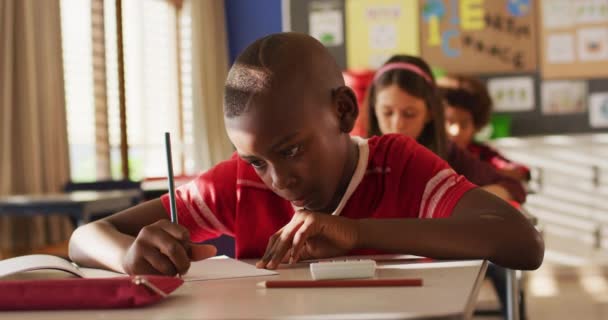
xmin=121 ymin=132 xmax=217 ymax=276
xmin=122 ymin=218 xmax=217 ymax=276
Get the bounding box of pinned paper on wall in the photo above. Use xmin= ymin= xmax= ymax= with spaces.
xmin=487 ymin=76 xmax=535 ymax=112
xmin=589 ymin=92 xmax=608 ymax=128
xmin=546 ymin=33 xmax=575 ymax=63
xmin=577 ymin=27 xmax=608 ymax=61
xmin=460 ymin=0 xmax=485 ymax=30
xmin=309 ymin=1 xmax=344 ymax=47
xmin=346 ymin=0 xmax=419 ymax=69
xmin=369 ymin=24 xmax=397 ymax=50
xmin=575 ymin=0 xmax=608 ymax=24
xmin=542 ymin=0 xmax=574 ymax=29
xmin=541 ymin=80 xmax=588 ymax=114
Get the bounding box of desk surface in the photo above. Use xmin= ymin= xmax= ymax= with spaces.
xmin=1 ymin=259 xmax=487 ymax=320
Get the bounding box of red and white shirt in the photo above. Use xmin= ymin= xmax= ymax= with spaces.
xmin=161 ymin=134 xmax=476 ymax=258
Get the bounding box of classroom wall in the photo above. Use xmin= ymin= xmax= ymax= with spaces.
xmin=224 ymin=0 xmax=283 ymax=64
xmin=284 ymin=0 xmax=608 ymax=137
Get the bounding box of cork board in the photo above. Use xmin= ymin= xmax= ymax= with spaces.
xmin=540 ymin=0 xmax=608 ymax=79
xmin=420 ymin=0 xmax=538 ymax=74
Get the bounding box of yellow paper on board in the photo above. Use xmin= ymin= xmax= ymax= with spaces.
xmin=346 ymin=0 xmax=420 ymax=69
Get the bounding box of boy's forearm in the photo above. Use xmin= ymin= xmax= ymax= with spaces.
xmin=69 ymin=221 xmax=134 ymax=273
xmin=356 ymin=215 xmax=543 ymax=270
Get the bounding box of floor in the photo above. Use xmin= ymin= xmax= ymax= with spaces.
xmin=474 ymin=233 xmax=608 ymax=320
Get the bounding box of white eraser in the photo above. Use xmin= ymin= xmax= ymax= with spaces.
xmin=310 ymin=259 xmax=376 ymax=280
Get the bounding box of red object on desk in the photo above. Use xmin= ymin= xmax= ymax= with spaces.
xmin=260 ymin=278 xmax=423 ymax=288
xmin=0 ymin=275 xmax=183 ymax=310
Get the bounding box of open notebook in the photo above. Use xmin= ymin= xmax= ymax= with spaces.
xmin=0 ymin=254 xmax=277 ymax=281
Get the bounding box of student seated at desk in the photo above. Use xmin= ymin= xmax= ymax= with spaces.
xmin=439 ymin=75 xmax=531 ymax=182
xmin=69 ymin=33 xmax=543 ymax=276
xmin=365 ymin=55 xmax=526 ymax=204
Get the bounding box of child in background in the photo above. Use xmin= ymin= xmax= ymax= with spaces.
xmin=439 ymin=75 xmax=531 ymax=182
xmin=69 ymin=33 xmax=542 ymax=277
xmin=366 ymin=55 xmax=526 ymax=203
xmin=366 ymin=59 xmax=531 ymax=318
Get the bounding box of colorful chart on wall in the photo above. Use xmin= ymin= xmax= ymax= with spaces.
xmin=540 ymin=0 xmax=608 ymax=79
xmin=541 ymin=80 xmax=588 ymax=114
xmin=487 ymin=76 xmax=535 ymax=112
xmin=420 ymin=0 xmax=538 ymax=74
xmin=346 ymin=0 xmax=420 ymax=69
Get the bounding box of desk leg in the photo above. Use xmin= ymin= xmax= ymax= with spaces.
xmin=506 ymin=268 xmax=520 ymax=320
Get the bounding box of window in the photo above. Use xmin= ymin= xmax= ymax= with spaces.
xmin=60 ymin=0 xmax=194 ymax=182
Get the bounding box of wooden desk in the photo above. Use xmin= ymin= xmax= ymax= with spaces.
xmin=0 ymin=259 xmax=487 ymax=320
xmin=0 ymin=190 xmax=140 ymax=225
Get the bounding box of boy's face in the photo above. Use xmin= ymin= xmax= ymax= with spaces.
xmin=225 ymin=88 xmax=353 ymax=213
xmin=445 ymin=105 xmax=475 ymax=149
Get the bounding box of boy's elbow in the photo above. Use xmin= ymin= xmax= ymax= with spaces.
xmin=523 ymin=230 xmax=545 ymax=270
xmin=508 ymin=227 xmax=544 ymax=270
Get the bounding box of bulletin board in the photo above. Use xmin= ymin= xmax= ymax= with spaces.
xmin=479 ymin=73 xmax=608 ymax=135
xmin=540 ymin=0 xmax=608 ymax=79
xmin=345 ymin=0 xmax=420 ymax=69
xmin=420 ymin=0 xmax=538 ymax=74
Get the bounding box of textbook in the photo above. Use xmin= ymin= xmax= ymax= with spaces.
xmin=0 ymin=254 xmax=123 ymax=279
xmin=0 ymin=254 xmax=277 ymax=281
xmin=0 ymin=254 xmax=276 ymax=310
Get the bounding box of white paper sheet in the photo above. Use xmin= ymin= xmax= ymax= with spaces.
xmin=488 ymin=76 xmax=535 ymax=112
xmin=542 ymin=80 xmax=588 ymax=114
xmin=547 ymin=33 xmax=575 ymax=63
xmin=575 ymin=0 xmax=608 ymax=24
xmin=309 ymin=3 xmax=343 ymax=47
xmin=543 ymin=0 xmax=574 ymax=29
xmin=577 ymin=27 xmax=608 ymax=61
xmin=184 ymin=256 xmax=277 ymax=282
xmin=0 ymin=254 xmax=84 ymax=278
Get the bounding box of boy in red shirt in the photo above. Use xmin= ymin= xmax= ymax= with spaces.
xmin=69 ymin=33 xmax=543 ymax=274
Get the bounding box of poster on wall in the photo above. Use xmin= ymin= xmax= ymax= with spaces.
xmin=487 ymin=76 xmax=535 ymax=112
xmin=346 ymin=0 xmax=419 ymax=69
xmin=540 ymin=0 xmax=608 ymax=79
xmin=420 ymin=0 xmax=538 ymax=74
xmin=541 ymin=80 xmax=588 ymax=114
xmin=309 ymin=1 xmax=344 ymax=47
xmin=589 ymin=92 xmax=608 ymax=128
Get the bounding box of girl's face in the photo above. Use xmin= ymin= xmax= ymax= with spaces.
xmin=374 ymin=84 xmax=429 ymax=139
xmin=445 ymin=105 xmax=475 ymax=149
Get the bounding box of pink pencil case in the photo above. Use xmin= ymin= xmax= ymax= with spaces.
xmin=0 ymin=275 xmax=183 ymax=310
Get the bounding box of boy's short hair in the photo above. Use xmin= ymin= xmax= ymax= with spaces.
xmin=223 ymin=35 xmax=284 ymax=118
xmin=440 ymin=75 xmax=492 ymax=129
xmin=223 ymin=32 xmax=344 ymax=119
xmin=441 ymin=87 xmax=491 ymax=130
